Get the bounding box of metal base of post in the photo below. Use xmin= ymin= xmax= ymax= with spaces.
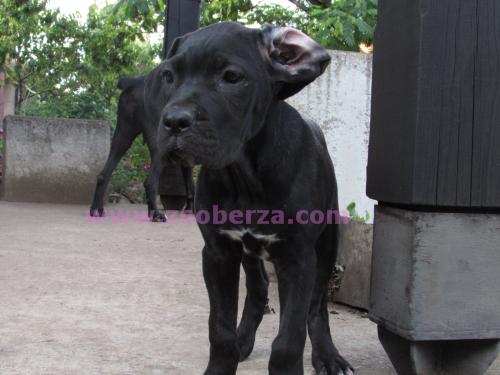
xmin=378 ymin=326 xmax=499 ymax=375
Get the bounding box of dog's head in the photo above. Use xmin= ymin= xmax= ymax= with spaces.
xmin=146 ymin=22 xmax=330 ymax=168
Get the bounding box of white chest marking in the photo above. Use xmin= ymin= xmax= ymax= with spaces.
xmin=219 ymin=228 xmax=280 ymax=260
xmin=219 ymin=228 xmax=280 ymax=243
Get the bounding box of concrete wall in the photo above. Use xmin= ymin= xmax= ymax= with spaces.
xmin=288 ymin=50 xmax=375 ymax=222
xmin=335 ymin=221 xmax=373 ymax=310
xmin=1 ymin=116 xmax=110 ymax=204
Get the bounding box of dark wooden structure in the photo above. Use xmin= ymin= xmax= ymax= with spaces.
xmin=158 ymin=0 xmax=201 ymax=208
xmin=163 ymin=0 xmax=202 ymax=59
xmin=367 ymin=0 xmax=500 ymax=209
xmin=367 ymin=1 xmax=500 ymax=373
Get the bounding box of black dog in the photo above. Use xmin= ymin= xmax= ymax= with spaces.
xmin=146 ymin=22 xmax=354 ymax=375
xmin=89 ymin=77 xmax=194 ymax=221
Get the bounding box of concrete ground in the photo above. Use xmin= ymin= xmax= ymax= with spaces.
xmin=0 ymin=201 xmax=498 ymax=375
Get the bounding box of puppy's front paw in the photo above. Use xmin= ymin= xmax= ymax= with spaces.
xmin=313 ymin=352 xmax=354 ymax=375
xmin=204 ymin=360 xmax=238 ymax=375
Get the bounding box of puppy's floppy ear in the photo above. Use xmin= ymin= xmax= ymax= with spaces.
xmin=261 ymin=26 xmax=331 ymax=100
xmin=166 ymin=36 xmax=183 ymax=59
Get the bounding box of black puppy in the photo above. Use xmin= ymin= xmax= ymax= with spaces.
xmin=146 ymin=22 xmax=354 ymax=375
xmin=89 ymin=77 xmax=194 ymax=221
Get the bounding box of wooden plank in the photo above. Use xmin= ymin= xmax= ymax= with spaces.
xmin=411 ymin=0 xmax=446 ymax=206
xmin=368 ymin=0 xmax=500 ymax=208
xmin=368 ymin=0 xmax=477 ymax=206
xmin=454 ymin=2 xmax=477 ymax=206
xmin=471 ymin=0 xmax=500 ymax=207
xmin=366 ymin=0 xmax=420 ymax=204
xmin=437 ymin=1 xmax=476 ymax=207
xmin=413 ymin=0 xmax=476 ymax=206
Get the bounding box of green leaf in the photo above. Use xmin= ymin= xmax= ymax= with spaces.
xmin=354 ymin=18 xmax=373 ymax=35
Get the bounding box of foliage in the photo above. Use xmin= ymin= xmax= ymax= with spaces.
xmin=201 ymin=0 xmax=253 ymax=25
xmin=78 ymin=4 xmax=159 ymax=109
xmin=307 ymin=0 xmax=378 ymax=49
xmin=247 ymin=5 xmax=307 ymax=30
xmin=0 ymin=0 xmax=159 ymax=116
xmin=0 ymin=0 xmax=83 ymax=110
xmin=247 ymin=0 xmax=378 ymax=50
xmin=21 ymin=91 xmax=114 ymax=121
xmin=346 ymin=202 xmax=370 ymax=224
xmin=112 ymin=0 xmax=165 ymax=32
xmin=108 ymin=0 xmax=377 ymax=51
xmin=109 ymin=138 xmax=151 ymax=201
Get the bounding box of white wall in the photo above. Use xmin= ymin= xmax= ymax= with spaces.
xmin=287 ymin=50 xmax=375 ymax=222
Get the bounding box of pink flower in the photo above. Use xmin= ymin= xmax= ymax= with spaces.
xmin=143 ymin=163 xmax=151 ymax=170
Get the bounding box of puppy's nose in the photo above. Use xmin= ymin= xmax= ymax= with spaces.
xmin=163 ymin=109 xmax=194 ymax=132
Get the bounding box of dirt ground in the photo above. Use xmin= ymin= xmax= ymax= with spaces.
xmin=0 ymin=202 xmax=498 ymax=375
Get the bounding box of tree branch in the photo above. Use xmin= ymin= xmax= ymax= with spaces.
xmin=287 ymin=0 xmax=309 ymax=12
xmin=20 ymin=70 xmax=36 ymax=83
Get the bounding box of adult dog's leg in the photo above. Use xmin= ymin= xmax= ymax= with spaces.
xmin=143 ymin=128 xmax=166 ymax=222
xmin=237 ymin=255 xmax=269 ymax=361
xmin=181 ymin=166 xmax=195 ymax=211
xmin=269 ymin=249 xmax=316 ymax=375
xmin=90 ymin=121 xmax=140 ymax=217
xmin=203 ymin=246 xmax=241 ymax=375
xmin=308 ymin=225 xmax=354 ymax=375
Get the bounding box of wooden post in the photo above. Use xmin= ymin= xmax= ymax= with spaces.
xmin=163 ymin=0 xmax=201 ymax=59
xmin=158 ymin=0 xmax=201 ymax=207
xmin=367 ymin=0 xmax=500 ymax=209
xmin=367 ymin=0 xmax=500 ymax=373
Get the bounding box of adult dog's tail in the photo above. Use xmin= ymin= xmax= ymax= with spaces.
xmin=117 ymin=76 xmax=143 ymax=91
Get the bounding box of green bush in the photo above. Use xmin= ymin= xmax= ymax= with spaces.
xmin=21 ymin=92 xmax=115 ymax=121
xmin=109 ymin=137 xmax=151 ymax=201
xmin=346 ymin=202 xmax=370 ymax=224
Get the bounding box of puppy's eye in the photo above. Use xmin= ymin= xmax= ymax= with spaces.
xmin=162 ymin=70 xmax=174 ymax=84
xmin=223 ymin=70 xmax=244 ymax=84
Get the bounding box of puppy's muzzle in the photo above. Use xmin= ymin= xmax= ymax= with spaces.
xmin=162 ymin=108 xmax=195 ymax=133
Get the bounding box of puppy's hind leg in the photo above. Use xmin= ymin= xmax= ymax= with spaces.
xmin=237 ymin=255 xmax=269 ymax=361
xmin=308 ymin=225 xmax=354 ymax=375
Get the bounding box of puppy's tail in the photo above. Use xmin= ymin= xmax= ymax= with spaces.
xmin=117 ymin=77 xmax=140 ymax=91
